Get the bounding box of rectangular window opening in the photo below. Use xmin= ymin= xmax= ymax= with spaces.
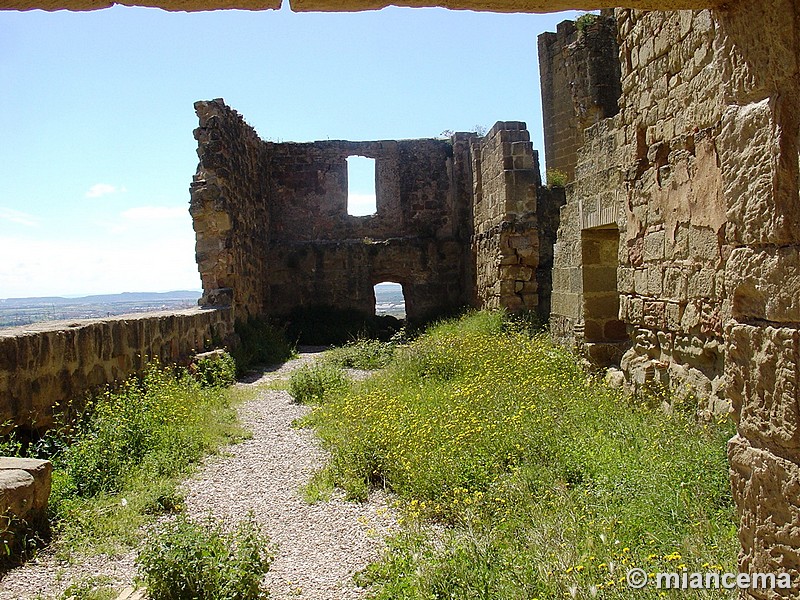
xmin=347 ymin=155 xmax=377 ymax=216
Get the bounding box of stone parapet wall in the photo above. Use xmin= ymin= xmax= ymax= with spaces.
xmin=0 ymin=307 xmax=233 ymax=432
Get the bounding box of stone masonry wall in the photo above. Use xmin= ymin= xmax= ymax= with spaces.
xmin=538 ymin=13 xmax=620 ymax=183
xmin=190 ymin=103 xmax=551 ymax=326
xmin=0 ymin=307 xmax=233 ymax=432
xmin=547 ymin=1 xmax=800 ymax=592
xmin=191 ymin=100 xmax=271 ymax=321
xmin=264 ymin=137 xmax=474 ymax=324
xmin=471 ymin=122 xmax=543 ymax=316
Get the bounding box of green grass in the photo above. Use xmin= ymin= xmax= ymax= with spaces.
xmin=42 ymin=358 xmax=252 ymax=558
xmin=288 ymin=363 xmax=350 ymax=405
xmin=303 ymin=311 xmax=738 ymax=599
xmin=324 ymin=338 xmax=396 ymax=371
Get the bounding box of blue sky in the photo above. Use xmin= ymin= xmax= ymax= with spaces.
xmin=0 ymin=4 xmax=580 ymax=298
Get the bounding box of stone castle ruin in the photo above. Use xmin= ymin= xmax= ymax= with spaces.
xmin=190 ymin=99 xmax=563 ymax=327
xmin=1 ymin=0 xmax=799 ymax=594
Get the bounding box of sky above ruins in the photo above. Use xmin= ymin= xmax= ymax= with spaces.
xmin=0 ymin=4 xmax=581 ymax=298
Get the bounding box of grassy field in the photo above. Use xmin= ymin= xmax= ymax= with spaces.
xmin=298 ymin=311 xmax=738 ymax=599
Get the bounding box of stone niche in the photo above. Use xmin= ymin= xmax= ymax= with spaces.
xmin=190 ymin=100 xmax=562 ymax=330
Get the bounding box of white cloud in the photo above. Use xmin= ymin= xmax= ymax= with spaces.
xmin=121 ymin=206 xmax=187 ymax=221
xmin=85 ymin=183 xmax=124 ymax=198
xmin=0 ymin=232 xmax=200 ymax=298
xmin=0 ymin=207 xmax=39 ymax=227
xmin=348 ymin=194 xmax=377 ymax=217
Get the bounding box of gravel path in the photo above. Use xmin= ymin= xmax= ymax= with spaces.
xmin=0 ymin=349 xmax=396 ymax=599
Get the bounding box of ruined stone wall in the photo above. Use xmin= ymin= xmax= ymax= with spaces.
xmin=190 ymin=101 xmax=482 ymax=326
xmin=264 ymin=138 xmax=473 ymax=323
xmin=190 ymin=103 xmax=556 ymax=325
xmin=550 ymin=116 xmax=627 ymax=365
xmin=0 ymin=307 xmax=233 ymax=432
xmin=547 ymin=1 xmax=800 ymax=590
xmin=538 ymin=13 xmax=620 ymax=183
xmin=471 ymin=122 xmax=543 ymax=315
xmin=712 ymin=0 xmax=800 ymax=592
xmin=614 ymin=8 xmax=728 ymax=409
xmin=191 ymin=100 xmax=271 ymax=321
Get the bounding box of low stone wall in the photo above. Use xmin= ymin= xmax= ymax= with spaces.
xmin=0 ymin=307 xmax=234 ymax=432
xmin=0 ymin=457 xmax=51 ymax=552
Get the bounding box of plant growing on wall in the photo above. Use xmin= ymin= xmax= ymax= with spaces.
xmin=575 ymin=13 xmax=599 ymax=33
xmin=546 ymin=168 xmax=569 ymax=188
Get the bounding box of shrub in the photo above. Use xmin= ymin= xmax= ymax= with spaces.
xmin=136 ymin=514 xmax=273 ymax=600
xmin=193 ymin=350 xmax=237 ymax=388
xmin=546 ymin=167 xmax=568 ymax=187
xmin=57 ymin=363 xmax=214 ymax=498
xmin=325 ymin=338 xmax=396 ymax=370
xmin=576 ymin=12 xmax=599 ymax=32
xmin=288 ymin=364 xmax=349 ymax=404
xmin=44 ymin=360 xmax=246 ymax=555
xmin=232 ymin=318 xmax=294 ymax=372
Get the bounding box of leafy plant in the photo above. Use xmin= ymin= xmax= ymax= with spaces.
xmin=58 ymin=576 xmax=116 ymax=600
xmin=546 ymin=167 xmax=569 ymax=187
xmin=325 ymin=338 xmax=396 ymax=370
xmin=136 ymin=514 xmax=273 ymax=600
xmin=576 ymin=12 xmax=600 ymax=32
xmin=45 ymin=360 xmax=248 ymax=556
xmin=192 ymin=350 xmax=237 ymax=388
xmin=288 ymin=364 xmax=349 ymax=405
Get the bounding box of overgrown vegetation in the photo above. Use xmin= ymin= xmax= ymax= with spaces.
xmin=192 ymin=351 xmax=237 ymax=388
xmin=302 ymin=311 xmax=738 ymax=599
xmin=4 ymin=352 xmax=252 ymax=558
xmin=576 ymin=12 xmax=600 ymax=32
xmin=324 ymin=337 xmax=397 ymax=371
xmin=136 ymin=514 xmax=273 ymax=600
xmin=546 ymin=167 xmax=569 ymax=188
xmin=232 ymin=317 xmax=295 ymax=373
xmin=288 ymin=363 xmax=350 ymax=405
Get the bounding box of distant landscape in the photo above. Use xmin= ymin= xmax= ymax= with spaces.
xmin=0 ymin=291 xmax=201 ymax=329
xmin=0 ymin=285 xmax=406 ymax=329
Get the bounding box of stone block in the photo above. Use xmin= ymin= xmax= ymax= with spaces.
xmin=665 ymin=302 xmax=683 ymax=331
xmin=0 ymin=458 xmax=52 ymax=556
xmin=583 ymin=266 xmax=618 ymax=293
xmin=647 ymin=265 xmax=663 ymax=296
xmin=617 ymin=267 xmax=635 ymax=294
xmin=643 ymin=229 xmax=665 ymax=262
xmin=720 ymin=100 xmax=800 ymax=246
xmin=727 ymin=324 xmax=800 ymax=457
xmin=728 ymin=246 xmax=800 ymax=323
xmin=629 ymin=296 xmax=644 ymax=325
xmin=643 ymin=300 xmax=665 ymax=329
xmin=663 ymin=266 xmax=688 ymax=301
xmin=728 ymin=435 xmax=800 ymax=594
xmin=634 ymin=268 xmax=648 ymax=295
